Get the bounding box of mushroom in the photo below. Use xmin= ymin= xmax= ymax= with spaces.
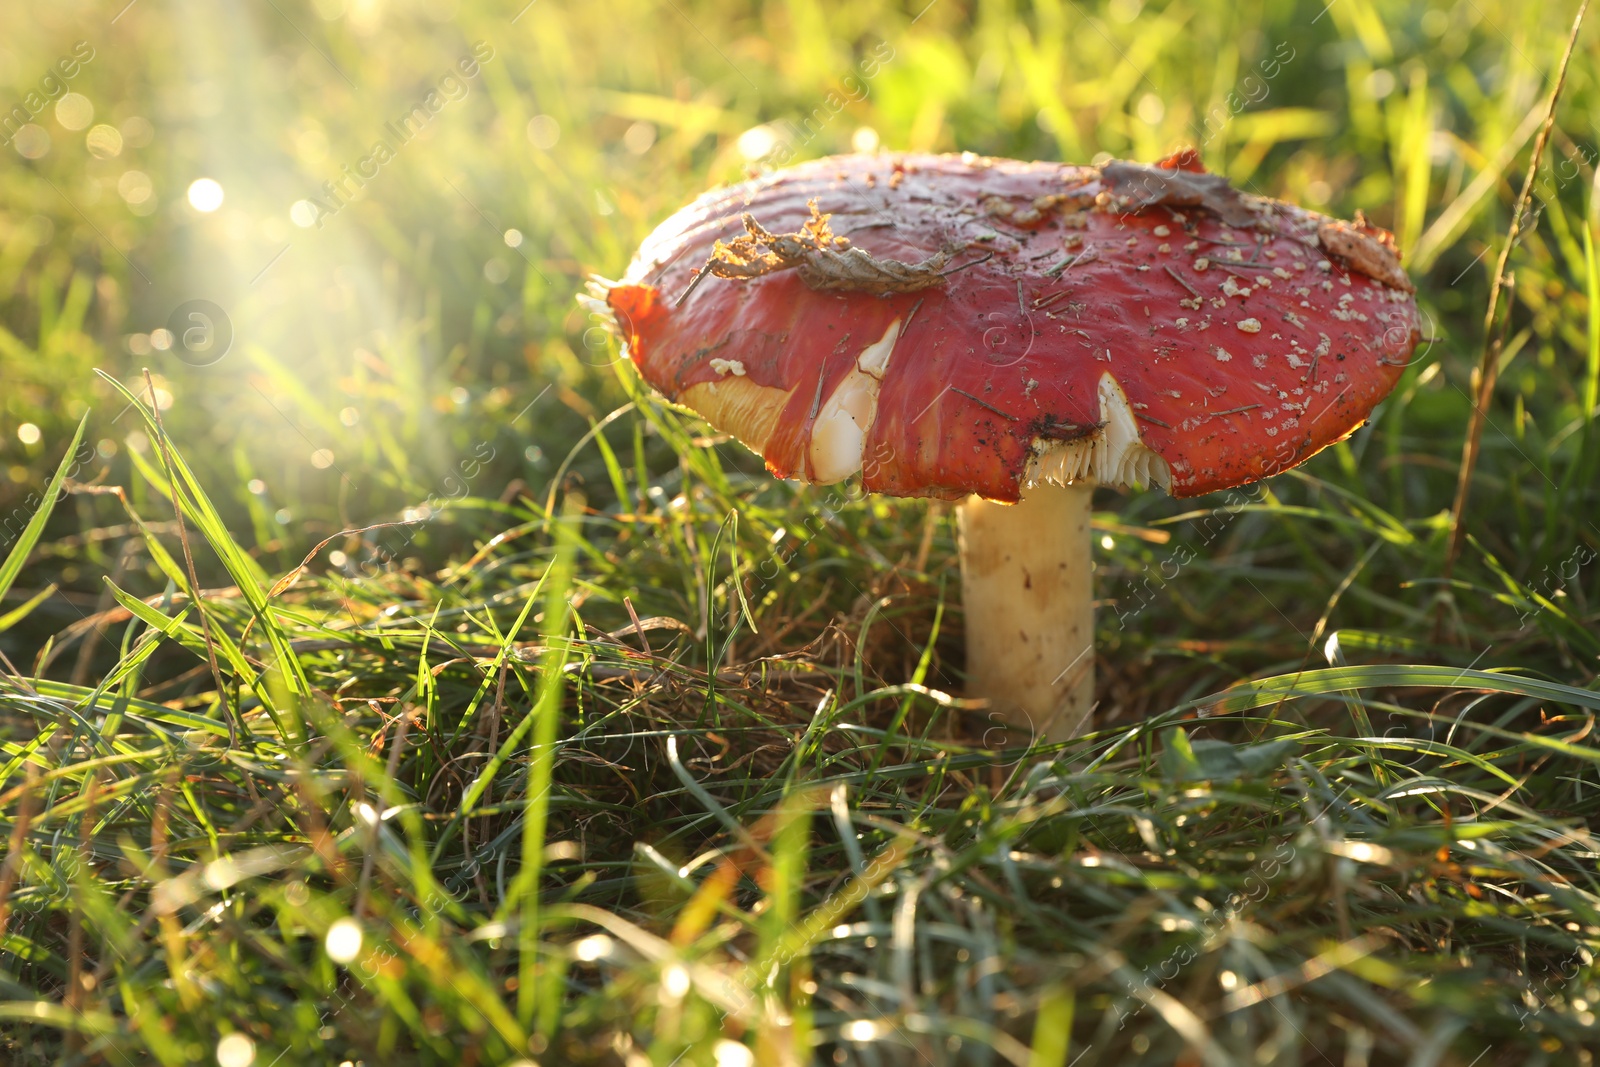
xmin=586 ymin=150 xmax=1419 ymax=744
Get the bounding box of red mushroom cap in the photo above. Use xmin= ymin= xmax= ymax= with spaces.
xmin=597 ymin=152 xmax=1420 ymax=501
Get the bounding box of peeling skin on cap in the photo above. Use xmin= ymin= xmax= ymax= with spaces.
xmin=602 ymin=151 xmax=1422 ymax=501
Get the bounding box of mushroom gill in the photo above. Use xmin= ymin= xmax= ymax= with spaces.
xmin=1024 ymin=372 xmax=1171 ymax=491
xmin=678 ymin=377 xmax=790 ymax=454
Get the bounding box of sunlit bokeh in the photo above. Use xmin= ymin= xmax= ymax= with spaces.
xmin=659 ymin=962 xmax=690 ymax=999
xmin=54 ymin=92 xmax=93 ymax=130
xmin=713 ymin=1040 xmax=755 ymax=1067
xmin=187 ymin=177 xmax=225 ymax=212
xmin=215 ymin=1033 xmax=255 ymax=1067
xmin=736 ymin=125 xmax=778 ymax=161
xmin=572 ymin=934 xmax=614 ymax=961
xmin=324 ymin=918 xmax=363 ymax=964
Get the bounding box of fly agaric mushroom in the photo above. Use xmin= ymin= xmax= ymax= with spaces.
xmin=585 ymin=151 xmax=1419 ymax=743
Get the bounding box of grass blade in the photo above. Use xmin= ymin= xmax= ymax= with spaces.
xmin=0 ymin=413 xmax=85 ymax=607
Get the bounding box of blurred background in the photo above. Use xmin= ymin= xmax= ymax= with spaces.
xmin=0 ymin=0 xmax=1593 ymax=656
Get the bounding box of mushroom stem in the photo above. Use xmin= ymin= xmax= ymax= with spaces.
xmin=958 ymin=483 xmax=1095 ymax=744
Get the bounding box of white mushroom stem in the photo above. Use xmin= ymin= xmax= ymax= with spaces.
xmin=958 ymin=483 xmax=1095 ymax=744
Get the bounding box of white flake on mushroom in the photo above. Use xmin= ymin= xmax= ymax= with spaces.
xmin=808 ymin=317 xmax=902 ymax=483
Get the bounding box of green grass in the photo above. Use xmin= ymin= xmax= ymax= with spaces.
xmin=3 ymin=0 xmax=1600 ymax=1063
